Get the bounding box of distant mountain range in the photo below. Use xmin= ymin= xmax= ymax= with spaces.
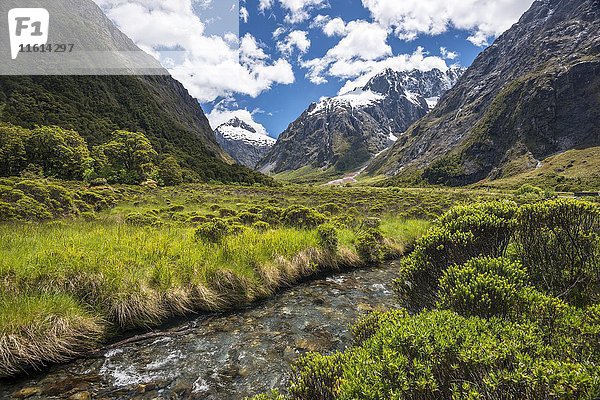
xmin=257 ymin=67 xmax=463 ymax=174
xmin=369 ymin=0 xmax=600 ymax=186
xmin=215 ymin=118 xmax=276 ymax=168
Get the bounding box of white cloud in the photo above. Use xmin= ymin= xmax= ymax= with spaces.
xmin=440 ymin=47 xmax=458 ymax=60
xmin=361 ymin=0 xmax=535 ymax=46
xmin=302 ymin=21 xmax=392 ymax=84
xmin=323 ymin=17 xmax=348 ymax=37
xmin=240 ymin=6 xmax=249 ymax=23
xmin=207 ymin=103 xmax=271 ymax=137
xmin=94 ymin=0 xmax=295 ymax=102
xmin=272 ymin=26 xmax=286 ymax=39
xmin=277 ymin=30 xmax=311 ymax=55
xmin=259 ymin=0 xmax=327 ymax=23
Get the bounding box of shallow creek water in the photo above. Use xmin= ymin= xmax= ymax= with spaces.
xmin=1 ymin=262 xmax=401 ymax=400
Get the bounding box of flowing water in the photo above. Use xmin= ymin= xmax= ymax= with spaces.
xmin=0 ymin=263 xmax=401 ymax=400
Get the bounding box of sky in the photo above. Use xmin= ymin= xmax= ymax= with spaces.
xmin=93 ymin=0 xmax=536 ymax=138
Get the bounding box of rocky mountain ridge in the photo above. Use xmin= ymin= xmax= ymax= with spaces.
xmin=257 ymin=67 xmax=463 ymax=174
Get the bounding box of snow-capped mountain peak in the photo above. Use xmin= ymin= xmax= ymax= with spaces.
xmin=214 ymin=118 xmax=276 ymax=169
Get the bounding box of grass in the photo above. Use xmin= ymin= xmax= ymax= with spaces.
xmin=477 ymin=147 xmax=600 ymax=192
xmin=0 ymin=179 xmax=511 ymax=377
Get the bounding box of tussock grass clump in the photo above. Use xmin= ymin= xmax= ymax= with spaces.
xmin=0 ymin=294 xmax=103 ymax=378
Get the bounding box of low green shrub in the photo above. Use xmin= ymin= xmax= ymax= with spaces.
xmin=288 ymin=352 xmax=345 ymax=400
xmin=355 ymin=228 xmax=384 ymax=263
xmin=395 ymin=202 xmax=518 ymax=310
xmin=286 ymin=310 xmax=600 ymax=400
xmin=317 ymin=223 xmax=338 ymax=252
xmin=514 ymin=199 xmax=600 ymax=306
xmin=195 ymin=219 xmax=230 ymax=244
xmin=252 ymin=221 xmax=271 ymax=232
xmin=124 ymin=212 xmax=162 ymax=227
xmin=437 ymin=257 xmax=527 ymax=318
xmin=282 ymin=206 xmax=327 ymax=229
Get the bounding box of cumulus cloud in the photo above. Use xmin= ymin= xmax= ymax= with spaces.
xmin=277 ymin=30 xmax=311 ymax=55
xmin=259 ymin=0 xmax=327 ymax=23
xmin=361 ymin=0 xmax=534 ymax=46
xmin=240 ymin=6 xmax=249 ymax=23
xmin=94 ymin=0 xmax=295 ymax=102
xmin=302 ymin=20 xmax=392 ymax=84
xmin=440 ymin=47 xmax=458 ymax=60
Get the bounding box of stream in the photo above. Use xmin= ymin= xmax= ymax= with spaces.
xmin=0 ymin=262 xmax=401 ymax=400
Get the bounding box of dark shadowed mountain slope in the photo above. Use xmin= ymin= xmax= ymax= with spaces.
xmin=257 ymin=68 xmax=462 ymax=174
xmin=0 ymin=0 xmax=271 ymax=184
xmin=369 ymin=0 xmax=600 ymax=186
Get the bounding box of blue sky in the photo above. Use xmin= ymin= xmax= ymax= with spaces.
xmin=95 ymin=0 xmax=535 ymax=138
xmin=220 ymin=0 xmax=486 ymax=137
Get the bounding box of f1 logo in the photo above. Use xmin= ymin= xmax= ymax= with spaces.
xmin=8 ymin=8 xmax=49 ymax=60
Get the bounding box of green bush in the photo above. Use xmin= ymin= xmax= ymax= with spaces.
xmin=281 ymin=206 xmax=326 ymax=229
xmin=287 ymin=311 xmax=600 ymax=400
xmin=195 ymin=219 xmax=230 ymax=244
xmin=124 ymin=212 xmax=162 ymax=227
xmin=317 ymin=223 xmax=339 ymax=252
xmin=252 ymin=221 xmax=271 ymax=232
xmin=239 ymin=211 xmax=260 ymax=225
xmin=437 ymin=257 xmax=527 ymax=318
xmin=355 ymin=228 xmax=384 ymax=263
xmin=515 ymin=184 xmax=545 ymax=199
xmin=514 ymin=199 xmax=600 ymax=306
xmin=259 ymin=206 xmax=283 ymax=225
xmin=396 ymin=202 xmax=517 ymax=310
xmin=289 ymin=352 xmax=345 ymax=400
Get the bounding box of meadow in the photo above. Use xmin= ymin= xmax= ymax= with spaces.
xmin=0 ymin=177 xmax=513 ymax=378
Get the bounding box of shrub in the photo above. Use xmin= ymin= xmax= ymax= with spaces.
xmin=437 ymin=257 xmax=527 ymax=318
xmin=239 ymin=211 xmax=260 ymax=225
xmin=252 ymin=221 xmax=271 ymax=232
xmin=317 ymin=223 xmax=339 ymax=252
xmin=514 ymin=199 xmax=600 ymax=306
xmin=195 ymin=219 xmax=230 ymax=244
xmin=124 ymin=212 xmax=162 ymax=227
xmin=286 ymin=311 xmax=600 ymax=400
xmin=259 ymin=206 xmax=283 ymax=225
xmin=395 ymin=202 xmax=518 ymax=310
xmin=288 ymin=352 xmax=345 ymax=400
xmin=281 ymin=206 xmax=326 ymax=229
xmin=515 ymin=184 xmax=545 ymax=199
xmin=317 ymin=203 xmax=341 ymax=214
xmin=355 ymin=228 xmax=384 ymax=263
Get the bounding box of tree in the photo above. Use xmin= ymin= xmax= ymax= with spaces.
xmin=93 ymin=130 xmax=158 ymax=184
xmin=158 ymin=154 xmax=183 ymax=186
xmin=25 ymin=126 xmax=91 ymax=180
xmin=0 ymin=123 xmax=30 ymax=177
